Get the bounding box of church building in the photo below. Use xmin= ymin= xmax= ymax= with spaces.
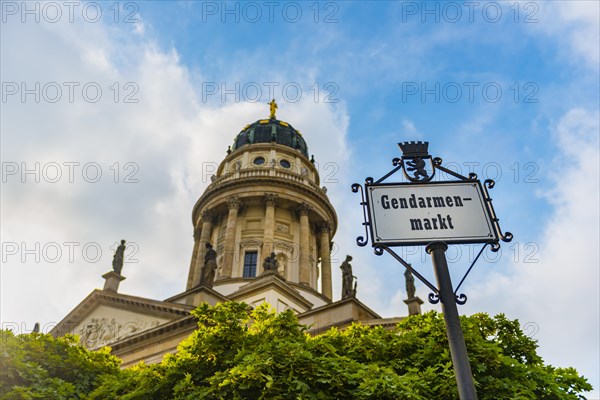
xmin=50 ymin=102 xmax=422 ymax=367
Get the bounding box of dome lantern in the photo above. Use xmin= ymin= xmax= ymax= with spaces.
xmin=230 ymin=100 xmax=309 ymax=158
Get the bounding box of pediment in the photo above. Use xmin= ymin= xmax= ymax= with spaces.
xmin=228 ymin=273 xmax=314 ymax=313
xmin=50 ymin=290 xmax=193 ymax=349
xmin=164 ymin=284 xmax=230 ymax=306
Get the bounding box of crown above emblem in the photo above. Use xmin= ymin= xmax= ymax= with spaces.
xmin=398 ymin=141 xmax=429 ymax=158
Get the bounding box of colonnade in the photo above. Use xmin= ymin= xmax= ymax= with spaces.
xmin=187 ymin=195 xmax=333 ymax=299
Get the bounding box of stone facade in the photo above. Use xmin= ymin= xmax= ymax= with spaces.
xmin=186 ymin=141 xmax=336 ymax=298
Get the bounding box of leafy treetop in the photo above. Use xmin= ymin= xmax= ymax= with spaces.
xmin=1 ymin=302 xmax=592 ymax=399
xmin=89 ymin=302 xmax=592 ymax=400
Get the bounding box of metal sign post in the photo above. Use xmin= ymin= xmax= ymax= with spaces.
xmin=427 ymin=241 xmax=477 ymax=399
xmin=352 ymin=142 xmax=512 ymax=400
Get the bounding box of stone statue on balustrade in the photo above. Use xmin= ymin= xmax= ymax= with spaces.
xmin=200 ymin=243 xmax=217 ymax=288
xmin=340 ymin=255 xmax=357 ymax=299
xmin=262 ymin=252 xmax=279 ymax=275
xmin=405 ymin=268 xmax=416 ymax=299
xmin=112 ymin=240 xmax=126 ymax=275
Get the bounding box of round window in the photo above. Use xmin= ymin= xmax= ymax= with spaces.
xmin=279 ymin=159 xmax=291 ymax=168
xmin=253 ymin=157 xmax=265 ymax=165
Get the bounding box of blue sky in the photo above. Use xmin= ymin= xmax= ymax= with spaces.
xmin=1 ymin=0 xmax=599 ymax=396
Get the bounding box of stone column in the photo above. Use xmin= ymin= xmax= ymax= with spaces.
xmin=297 ymin=203 xmax=312 ymax=285
xmin=221 ymin=196 xmax=242 ymax=278
xmin=186 ymin=225 xmax=203 ymax=290
xmin=263 ymin=194 xmax=278 ymax=257
xmin=319 ymin=221 xmax=332 ymax=300
xmin=191 ymin=209 xmax=215 ymax=287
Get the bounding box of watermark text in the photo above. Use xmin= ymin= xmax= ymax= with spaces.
xmin=201 ymin=81 xmax=338 ymax=103
xmin=2 ymin=82 xmax=139 ymax=104
xmin=2 ymin=162 xmax=140 ymax=184
xmin=1 ymin=1 xmax=140 ymax=24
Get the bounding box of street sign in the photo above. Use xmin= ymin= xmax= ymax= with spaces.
xmin=366 ymin=180 xmax=497 ymax=246
xmin=353 ymin=141 xmax=513 ymax=400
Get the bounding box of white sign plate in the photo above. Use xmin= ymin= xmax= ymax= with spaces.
xmin=366 ymin=181 xmax=497 ymax=246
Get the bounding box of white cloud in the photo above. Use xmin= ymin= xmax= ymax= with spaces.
xmin=401 ymin=119 xmax=421 ymax=138
xmin=0 ymin=15 xmax=351 ymax=329
xmin=533 ymin=1 xmax=600 ymax=69
xmin=462 ymin=108 xmax=600 ymax=396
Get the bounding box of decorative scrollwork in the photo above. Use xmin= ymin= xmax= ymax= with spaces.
xmin=351 ymin=183 xmax=371 ymax=247
xmin=484 ymin=179 xmax=496 ymax=189
xmin=455 ymin=293 xmax=467 ymax=305
xmin=490 ymin=241 xmax=501 ymax=252
xmin=392 ymin=157 xmax=401 ymax=166
xmin=373 ymin=246 xmax=384 ymax=256
xmin=429 ymin=293 xmax=440 ymax=304
xmin=501 ymin=231 xmax=514 ymax=242
xmin=356 ymin=236 xmax=368 ymax=247
xmin=365 ymin=177 xmax=374 ymax=184
xmin=468 ymin=172 xmax=478 ymax=180
xmin=482 ymin=179 xmax=513 ymax=244
xmin=433 ymin=157 xmax=443 ymax=166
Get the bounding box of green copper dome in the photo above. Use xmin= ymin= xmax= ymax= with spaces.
xmin=231 ymin=118 xmax=308 ymax=158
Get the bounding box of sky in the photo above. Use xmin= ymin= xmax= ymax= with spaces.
xmin=1 ymin=0 xmax=599 ymax=396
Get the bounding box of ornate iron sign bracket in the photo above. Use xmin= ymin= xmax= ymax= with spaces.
xmin=352 ymin=141 xmax=513 ymax=305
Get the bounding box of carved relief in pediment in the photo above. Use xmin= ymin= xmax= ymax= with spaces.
xmin=78 ymin=317 xmax=162 ymax=348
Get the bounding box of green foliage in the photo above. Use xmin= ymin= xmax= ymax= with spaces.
xmin=0 ymin=330 xmax=121 ymax=399
xmin=91 ymin=303 xmax=592 ymax=399
xmin=2 ymin=304 xmax=592 ymax=399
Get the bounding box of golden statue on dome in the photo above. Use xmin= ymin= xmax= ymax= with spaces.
xmin=268 ymin=99 xmax=278 ymax=119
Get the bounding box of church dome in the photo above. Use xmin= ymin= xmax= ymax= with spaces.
xmin=231 ymin=118 xmax=309 ymax=158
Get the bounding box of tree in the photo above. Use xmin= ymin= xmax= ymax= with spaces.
xmin=0 ymin=330 xmax=121 ymax=399
xmin=87 ymin=302 xmax=592 ymax=399
xmin=1 ymin=304 xmax=592 ymax=399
